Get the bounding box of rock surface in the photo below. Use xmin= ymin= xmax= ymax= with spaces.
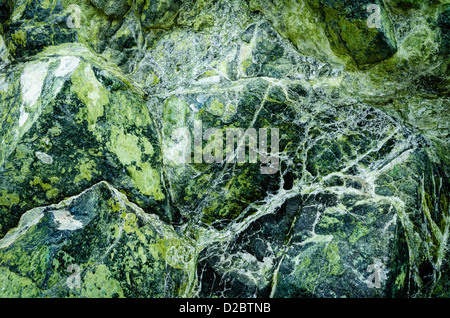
xmin=0 ymin=0 xmax=449 ymax=298
xmin=0 ymin=181 xmax=195 ymax=297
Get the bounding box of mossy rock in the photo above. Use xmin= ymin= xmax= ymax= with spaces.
xmin=0 ymin=50 xmax=168 ymax=238
xmin=3 ymin=0 xmax=78 ymax=59
xmin=0 ymin=0 xmax=449 ymax=299
xmin=0 ymin=181 xmax=195 ymax=298
xmin=135 ymin=0 xmax=182 ymax=30
xmin=307 ymin=0 xmax=398 ymax=66
xmin=438 ymin=8 xmax=450 ymax=55
xmin=90 ymin=0 xmax=131 ymax=18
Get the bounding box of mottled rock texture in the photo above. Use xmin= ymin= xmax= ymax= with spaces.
xmin=0 ymin=0 xmax=448 ymax=298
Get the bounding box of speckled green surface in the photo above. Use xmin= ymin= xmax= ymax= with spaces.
xmin=0 ymin=0 xmax=449 ymax=298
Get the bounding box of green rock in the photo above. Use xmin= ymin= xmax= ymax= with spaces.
xmin=3 ymin=0 xmax=78 ymax=59
xmin=309 ymin=0 xmax=398 ymax=66
xmin=249 ymin=0 xmax=399 ymax=67
xmin=438 ymin=8 xmax=450 ymax=55
xmin=136 ymin=0 xmax=182 ymax=30
xmin=0 ymin=0 xmax=13 ymax=25
xmin=0 ymin=47 xmax=168 ymax=238
xmin=0 ymin=0 xmax=448 ymax=299
xmin=197 ymin=105 xmax=449 ymax=298
xmin=0 ymin=181 xmax=195 ymax=298
xmin=90 ymin=0 xmax=131 ymax=18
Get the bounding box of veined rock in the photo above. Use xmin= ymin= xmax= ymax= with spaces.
xmin=0 ymin=0 xmax=448 ymax=298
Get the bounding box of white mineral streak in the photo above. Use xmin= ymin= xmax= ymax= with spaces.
xmin=54 ymin=56 xmax=80 ymax=77
xmin=0 ymin=75 xmax=8 ymax=92
xmin=0 ymin=208 xmax=45 ymax=249
xmin=19 ymin=61 xmax=49 ymax=127
xmin=0 ymin=34 xmax=8 ymax=66
xmin=35 ymin=151 xmax=53 ymax=165
xmin=18 ymin=111 xmax=29 ymax=127
xmin=52 ymin=210 xmax=83 ymax=231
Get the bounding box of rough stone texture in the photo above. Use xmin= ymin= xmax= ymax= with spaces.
xmin=0 ymin=0 xmax=448 ymax=298
xmin=250 ymin=0 xmax=398 ymax=67
xmin=0 ymin=181 xmax=195 ymax=297
xmin=438 ymin=8 xmax=450 ymax=55
xmin=90 ymin=0 xmax=131 ymax=18
xmin=0 ymin=47 xmax=168 ymax=237
xmin=3 ymin=0 xmax=78 ymax=59
xmin=310 ymin=0 xmax=398 ymax=66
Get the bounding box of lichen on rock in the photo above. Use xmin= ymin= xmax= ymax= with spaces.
xmin=0 ymin=181 xmax=195 ymax=298
xmin=0 ymin=0 xmax=449 ymax=299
